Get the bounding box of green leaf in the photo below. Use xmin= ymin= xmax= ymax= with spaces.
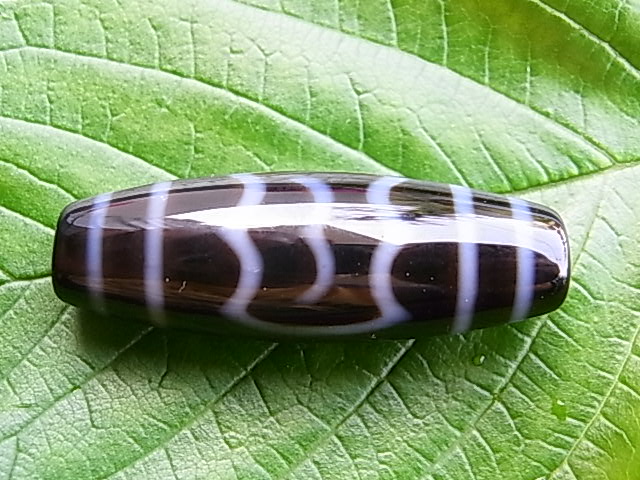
xmin=0 ymin=0 xmax=639 ymax=478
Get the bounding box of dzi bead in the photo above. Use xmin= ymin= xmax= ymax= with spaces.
xmin=52 ymin=173 xmax=570 ymax=338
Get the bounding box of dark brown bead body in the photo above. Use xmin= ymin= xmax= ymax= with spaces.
xmin=52 ymin=173 xmax=570 ymax=338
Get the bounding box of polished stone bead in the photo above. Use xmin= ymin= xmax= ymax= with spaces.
xmin=52 ymin=173 xmax=570 ymax=338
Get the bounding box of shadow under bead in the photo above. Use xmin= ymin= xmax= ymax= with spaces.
xmin=52 ymin=173 xmax=570 ymax=338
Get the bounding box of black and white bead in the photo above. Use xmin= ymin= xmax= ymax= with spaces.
xmin=53 ymin=172 xmax=570 ymax=338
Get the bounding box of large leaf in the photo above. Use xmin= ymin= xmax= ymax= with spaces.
xmin=0 ymin=0 xmax=639 ymax=478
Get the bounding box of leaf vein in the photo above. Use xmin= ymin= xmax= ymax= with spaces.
xmin=547 ymin=314 xmax=640 ymax=478
xmin=0 ymin=158 xmax=77 ymax=201
xmin=102 ymin=343 xmax=278 ymax=479
xmin=421 ymin=319 xmax=547 ymax=475
xmin=278 ymin=340 xmax=415 ymax=479
xmin=1 ymin=326 xmax=153 ymax=443
xmin=528 ymin=0 xmax=640 ymax=79
xmin=0 ymin=114 xmax=176 ymax=182
xmin=227 ymin=0 xmax=619 ymax=166
xmin=0 ymin=205 xmax=54 ymax=235
xmin=0 ymin=45 xmax=402 ymax=178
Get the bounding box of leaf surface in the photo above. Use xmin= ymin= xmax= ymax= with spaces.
xmin=0 ymin=0 xmax=639 ymax=478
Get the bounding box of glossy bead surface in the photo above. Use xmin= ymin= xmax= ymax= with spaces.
xmin=52 ymin=173 xmax=570 ymax=338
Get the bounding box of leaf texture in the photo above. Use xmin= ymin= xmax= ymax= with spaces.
xmin=0 ymin=0 xmax=639 ymax=478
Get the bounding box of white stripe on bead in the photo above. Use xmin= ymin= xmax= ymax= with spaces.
xmin=291 ymin=176 xmax=336 ymax=304
xmin=509 ymin=197 xmax=535 ymax=322
xmin=367 ymin=176 xmax=411 ymax=327
xmin=450 ymin=184 xmax=479 ymax=334
xmin=86 ymin=192 xmax=112 ymax=313
xmin=219 ymin=174 xmax=266 ymax=320
xmin=144 ymin=181 xmax=172 ymax=325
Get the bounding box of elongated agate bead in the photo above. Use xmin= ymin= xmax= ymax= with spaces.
xmin=52 ymin=173 xmax=569 ymax=338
